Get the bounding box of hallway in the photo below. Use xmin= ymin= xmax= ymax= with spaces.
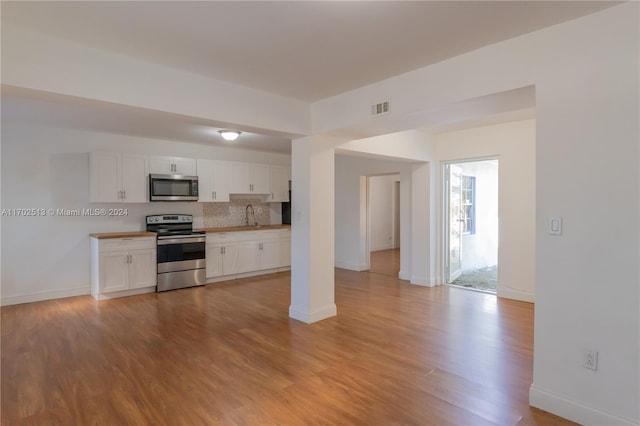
xmin=369 ymin=248 xmax=400 ymax=277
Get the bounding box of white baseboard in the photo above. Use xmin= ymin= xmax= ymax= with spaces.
xmin=93 ymin=286 xmax=156 ymax=301
xmin=498 ymin=286 xmax=535 ymax=303
xmin=334 ymin=260 xmax=367 ymax=271
xmin=370 ymin=244 xmax=394 ymax=252
xmin=530 ymin=385 xmax=638 ymax=426
xmin=205 ymin=267 xmax=290 ymax=284
xmin=399 ymin=270 xmax=410 ymax=280
xmin=410 ymin=275 xmax=436 ymax=287
xmin=289 ymin=303 xmax=337 ymax=324
xmin=1 ymin=286 xmax=89 ymax=306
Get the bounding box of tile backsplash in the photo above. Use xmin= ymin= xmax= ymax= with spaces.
xmin=202 ymin=197 xmax=270 ymax=228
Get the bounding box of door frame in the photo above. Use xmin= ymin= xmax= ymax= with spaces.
xmin=364 ymin=173 xmax=402 ymax=272
xmin=444 ymin=163 xmax=463 ymax=283
xmin=441 ymin=156 xmax=499 ymax=286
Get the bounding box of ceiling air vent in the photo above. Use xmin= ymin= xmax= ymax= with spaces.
xmin=371 ymin=100 xmax=390 ymax=116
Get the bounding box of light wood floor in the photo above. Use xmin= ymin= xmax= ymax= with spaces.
xmin=369 ymin=248 xmax=401 ymax=277
xmin=1 ymin=263 xmax=575 ymax=425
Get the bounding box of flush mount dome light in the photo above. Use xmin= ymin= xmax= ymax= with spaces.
xmin=219 ymin=130 xmax=241 ymax=141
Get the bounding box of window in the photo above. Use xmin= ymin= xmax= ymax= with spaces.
xmin=461 ymin=176 xmax=475 ymax=235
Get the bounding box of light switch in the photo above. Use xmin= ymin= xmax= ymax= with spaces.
xmin=548 ymin=217 xmax=562 ymax=235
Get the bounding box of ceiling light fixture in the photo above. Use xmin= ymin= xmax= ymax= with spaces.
xmin=219 ymin=130 xmax=241 ymax=141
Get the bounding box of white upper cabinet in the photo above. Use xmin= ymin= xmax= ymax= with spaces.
xmin=252 ymin=164 xmax=270 ymax=194
xmin=121 ymin=155 xmax=149 ymax=202
xmin=211 ymin=161 xmax=230 ymax=202
xmin=228 ymin=162 xmax=270 ymax=194
xmin=269 ymin=166 xmax=290 ymax=202
xmin=90 ymin=152 xmax=148 ymax=203
xmin=150 ymin=156 xmax=196 ymax=175
xmin=228 ymin=162 xmax=251 ymax=194
xmin=197 ymin=159 xmax=230 ymax=203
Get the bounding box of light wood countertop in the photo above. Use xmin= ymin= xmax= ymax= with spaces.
xmin=89 ymin=231 xmax=157 ymax=239
xmin=197 ymin=225 xmax=291 ymax=233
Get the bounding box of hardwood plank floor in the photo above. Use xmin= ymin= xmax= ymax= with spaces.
xmin=1 ymin=269 xmax=575 ymax=425
xmin=369 ymin=248 xmax=400 ymax=277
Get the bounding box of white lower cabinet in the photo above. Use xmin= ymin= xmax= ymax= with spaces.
xmin=261 ymin=239 xmax=281 ymax=270
xmin=206 ymin=233 xmax=239 ymax=278
xmin=205 ymin=229 xmax=290 ymax=281
xmin=280 ymin=229 xmax=291 ymax=268
xmin=128 ymin=250 xmax=157 ymax=289
xmin=236 ymin=230 xmax=280 ymax=273
xmin=237 ymin=240 xmax=262 ymax=273
xmin=91 ymin=236 xmax=157 ymax=300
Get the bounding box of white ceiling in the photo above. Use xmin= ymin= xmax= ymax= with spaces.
xmin=1 ymin=1 xmax=618 ymax=152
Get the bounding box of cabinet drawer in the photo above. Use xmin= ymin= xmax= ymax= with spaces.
xmin=236 ymin=230 xmax=281 ymax=242
xmin=207 ymin=232 xmax=238 ymax=243
xmin=280 ymin=229 xmax=291 ymax=239
xmin=259 ymin=230 xmax=281 ymax=240
xmin=100 ymin=237 xmax=156 ymax=252
xmin=236 ymin=231 xmax=263 ymax=242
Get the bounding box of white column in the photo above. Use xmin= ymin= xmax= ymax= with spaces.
xmin=289 ymin=136 xmax=338 ymax=323
xmin=358 ymin=176 xmax=369 ymax=271
xmin=410 ymin=161 xmax=435 ymax=286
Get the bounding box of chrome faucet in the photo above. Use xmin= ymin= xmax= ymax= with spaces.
xmin=245 ymin=204 xmax=256 ymax=226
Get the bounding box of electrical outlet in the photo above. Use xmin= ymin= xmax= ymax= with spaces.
xmin=583 ymin=350 xmax=598 ymax=371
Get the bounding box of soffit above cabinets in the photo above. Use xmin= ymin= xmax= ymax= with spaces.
xmin=1 ymin=87 xmax=293 ymax=154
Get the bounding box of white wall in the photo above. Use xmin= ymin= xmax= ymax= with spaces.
xmin=436 ymin=120 xmax=535 ymax=301
xmin=317 ymin=4 xmax=640 ymax=424
xmin=0 ymin=121 xmax=290 ymax=305
xmin=369 ymin=174 xmax=399 ymax=251
xmin=337 ymin=129 xmax=433 ymax=161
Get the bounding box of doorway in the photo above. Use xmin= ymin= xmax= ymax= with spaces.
xmin=444 ymin=159 xmax=498 ymax=292
xmin=368 ymin=174 xmax=401 ymax=277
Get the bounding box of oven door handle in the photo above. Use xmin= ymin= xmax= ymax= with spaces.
xmin=157 ymin=237 xmax=206 ymax=245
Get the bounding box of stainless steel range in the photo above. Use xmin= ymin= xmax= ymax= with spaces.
xmin=146 ymin=214 xmax=206 ymax=292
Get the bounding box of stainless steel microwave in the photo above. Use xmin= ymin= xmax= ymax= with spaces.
xmin=149 ymin=174 xmax=199 ymax=201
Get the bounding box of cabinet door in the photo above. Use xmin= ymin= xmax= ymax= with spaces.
xmin=280 ymin=237 xmax=291 ymax=267
xmin=173 ymin=157 xmax=196 ymax=175
xmin=121 ymin=154 xmax=148 ymax=203
xmin=90 ymin=152 xmax=121 ymax=202
xmin=237 ymin=241 xmax=261 ymax=273
xmin=222 ymin=243 xmax=239 ymax=275
xmin=128 ymin=249 xmax=157 ymax=289
xmin=260 ymin=239 xmax=280 ymax=270
xmin=206 ymin=243 xmax=224 ymax=278
xmin=100 ymin=252 xmax=129 ymax=293
xmin=197 ymin=159 xmax=213 ymax=202
xmin=228 ymin=162 xmax=252 ymax=194
xmin=211 ymin=161 xmax=230 ymax=202
xmin=251 ymin=164 xmax=271 ymax=194
xmin=149 ymin=156 xmax=174 ymax=174
xmin=269 ymin=166 xmax=289 ymax=202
